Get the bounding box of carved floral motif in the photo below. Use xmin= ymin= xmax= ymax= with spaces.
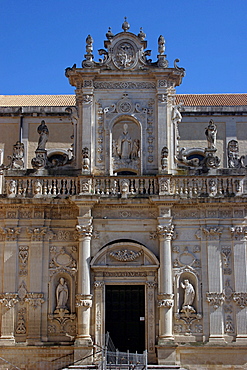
xmin=109 ymin=249 xmax=142 ymax=262
xmin=75 ymin=223 xmax=93 ymax=239
xmin=206 ymin=292 xmax=225 ymax=309
xmin=230 ymin=226 xmax=247 ymax=240
xmin=0 ymin=227 xmax=21 ymax=241
xmin=19 ymin=246 xmax=29 ymax=276
xmin=75 ymin=294 xmax=92 ymax=308
xmin=196 ymin=226 xmax=223 ymax=240
xmin=233 ymin=292 xmax=247 ymax=308
xmin=26 ymin=227 xmax=47 ymax=241
xmin=157 ymin=293 xmax=174 ymax=308
xmin=0 ymin=293 xmax=18 ymax=308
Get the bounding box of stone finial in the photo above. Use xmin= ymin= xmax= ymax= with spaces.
xmin=122 ymin=17 xmax=130 ymax=32
xmin=106 ymin=27 xmax=114 ymax=40
xmin=138 ymin=27 xmax=146 ymax=41
xmin=82 ymin=35 xmax=94 ymax=68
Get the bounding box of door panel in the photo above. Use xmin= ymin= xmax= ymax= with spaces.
xmin=105 ymin=285 xmax=145 ymax=352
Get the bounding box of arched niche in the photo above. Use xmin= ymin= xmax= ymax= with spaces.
xmin=48 ymin=271 xmax=75 ymax=314
xmin=174 ymin=266 xmax=202 ymax=315
xmin=110 ymin=115 xmax=142 ymax=175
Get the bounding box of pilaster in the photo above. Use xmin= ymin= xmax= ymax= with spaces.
xmin=157 ymin=212 xmax=175 ymax=343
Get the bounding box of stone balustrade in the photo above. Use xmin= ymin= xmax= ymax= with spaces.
xmin=2 ymin=174 xmax=245 ymax=198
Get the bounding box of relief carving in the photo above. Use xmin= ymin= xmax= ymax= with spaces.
xmin=206 ymin=292 xmax=225 ymax=309
xmin=16 ymin=308 xmax=27 ymax=335
xmin=0 ymin=293 xmax=19 ymax=308
xmin=230 ymin=226 xmax=247 ymax=240
xmin=157 ymin=293 xmax=174 ymax=308
xmin=196 ymin=226 xmax=223 ymax=240
xmin=49 ymin=247 xmax=77 ymax=270
xmin=109 ymin=249 xmax=142 ymax=262
xmin=0 ymin=227 xmax=21 ymax=241
xmin=75 ymin=294 xmax=92 ymax=308
xmin=156 ymin=224 xmax=176 ymax=240
xmin=26 ymin=227 xmax=47 ymax=241
xmin=19 ymin=246 xmax=29 ymax=276
xmin=75 ymin=223 xmax=93 ymax=239
xmin=233 ymin=292 xmax=247 ymax=308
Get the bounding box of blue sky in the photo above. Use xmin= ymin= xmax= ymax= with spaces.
xmin=1 ymin=0 xmax=247 ymax=95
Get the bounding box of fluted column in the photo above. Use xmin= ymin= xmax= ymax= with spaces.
xmin=157 ymin=223 xmax=175 ymax=342
xmin=75 ymin=219 xmax=93 ymax=345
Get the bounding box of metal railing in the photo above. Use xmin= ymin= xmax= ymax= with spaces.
xmin=99 ymin=332 xmax=147 ymax=370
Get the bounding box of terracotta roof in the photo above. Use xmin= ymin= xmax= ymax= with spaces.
xmin=0 ymin=93 xmax=247 ymax=107
xmin=175 ymin=93 xmax=247 ymax=106
xmin=0 ymin=95 xmax=76 ymax=107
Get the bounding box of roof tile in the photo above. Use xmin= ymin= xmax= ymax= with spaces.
xmin=0 ymin=94 xmax=247 ymax=108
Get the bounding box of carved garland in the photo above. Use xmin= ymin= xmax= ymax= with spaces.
xmin=109 ymin=249 xmax=142 ymax=262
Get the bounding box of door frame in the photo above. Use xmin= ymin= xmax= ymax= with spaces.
xmin=91 ymin=242 xmax=159 ymax=360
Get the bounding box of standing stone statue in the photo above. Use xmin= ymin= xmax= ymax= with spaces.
xmin=37 ymin=120 xmax=49 ymax=150
xmin=205 ymin=119 xmax=217 ymax=150
xmin=56 ymin=277 xmax=69 ymax=310
xmin=181 ymin=279 xmax=195 ymax=307
xmin=118 ymin=123 xmax=132 ymax=159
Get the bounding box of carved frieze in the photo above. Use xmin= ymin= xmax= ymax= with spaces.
xmin=94 ymin=81 xmax=156 ymax=89
xmin=109 ymin=249 xmax=142 ymax=262
xmin=104 ymin=271 xmax=146 ymax=277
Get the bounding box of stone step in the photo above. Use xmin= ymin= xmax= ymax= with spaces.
xmin=63 ymin=365 xmax=186 ymax=370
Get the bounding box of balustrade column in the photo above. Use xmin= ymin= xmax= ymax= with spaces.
xmin=157 ymin=223 xmax=175 ymax=342
xmin=75 ymin=218 xmax=93 ymax=345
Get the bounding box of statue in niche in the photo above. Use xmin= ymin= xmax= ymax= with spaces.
xmin=55 ymin=277 xmax=69 ymax=311
xmin=37 ymin=120 xmax=49 ymax=150
xmin=181 ymin=279 xmax=195 ymax=308
xmin=205 ymin=120 xmax=217 ymax=150
xmin=118 ymin=123 xmax=132 ymax=159
xmin=131 ymin=139 xmax=140 ymax=159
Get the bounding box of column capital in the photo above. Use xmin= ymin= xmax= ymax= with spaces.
xmin=76 ymin=222 xmax=93 ymax=239
xmin=157 ymin=224 xmax=176 ymax=240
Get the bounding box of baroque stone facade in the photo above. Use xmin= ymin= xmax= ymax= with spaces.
xmin=0 ymin=20 xmax=247 ymax=369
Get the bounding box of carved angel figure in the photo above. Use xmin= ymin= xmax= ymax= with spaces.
xmin=56 ymin=277 xmax=69 ymax=310
xmin=181 ymin=279 xmax=195 ymax=307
